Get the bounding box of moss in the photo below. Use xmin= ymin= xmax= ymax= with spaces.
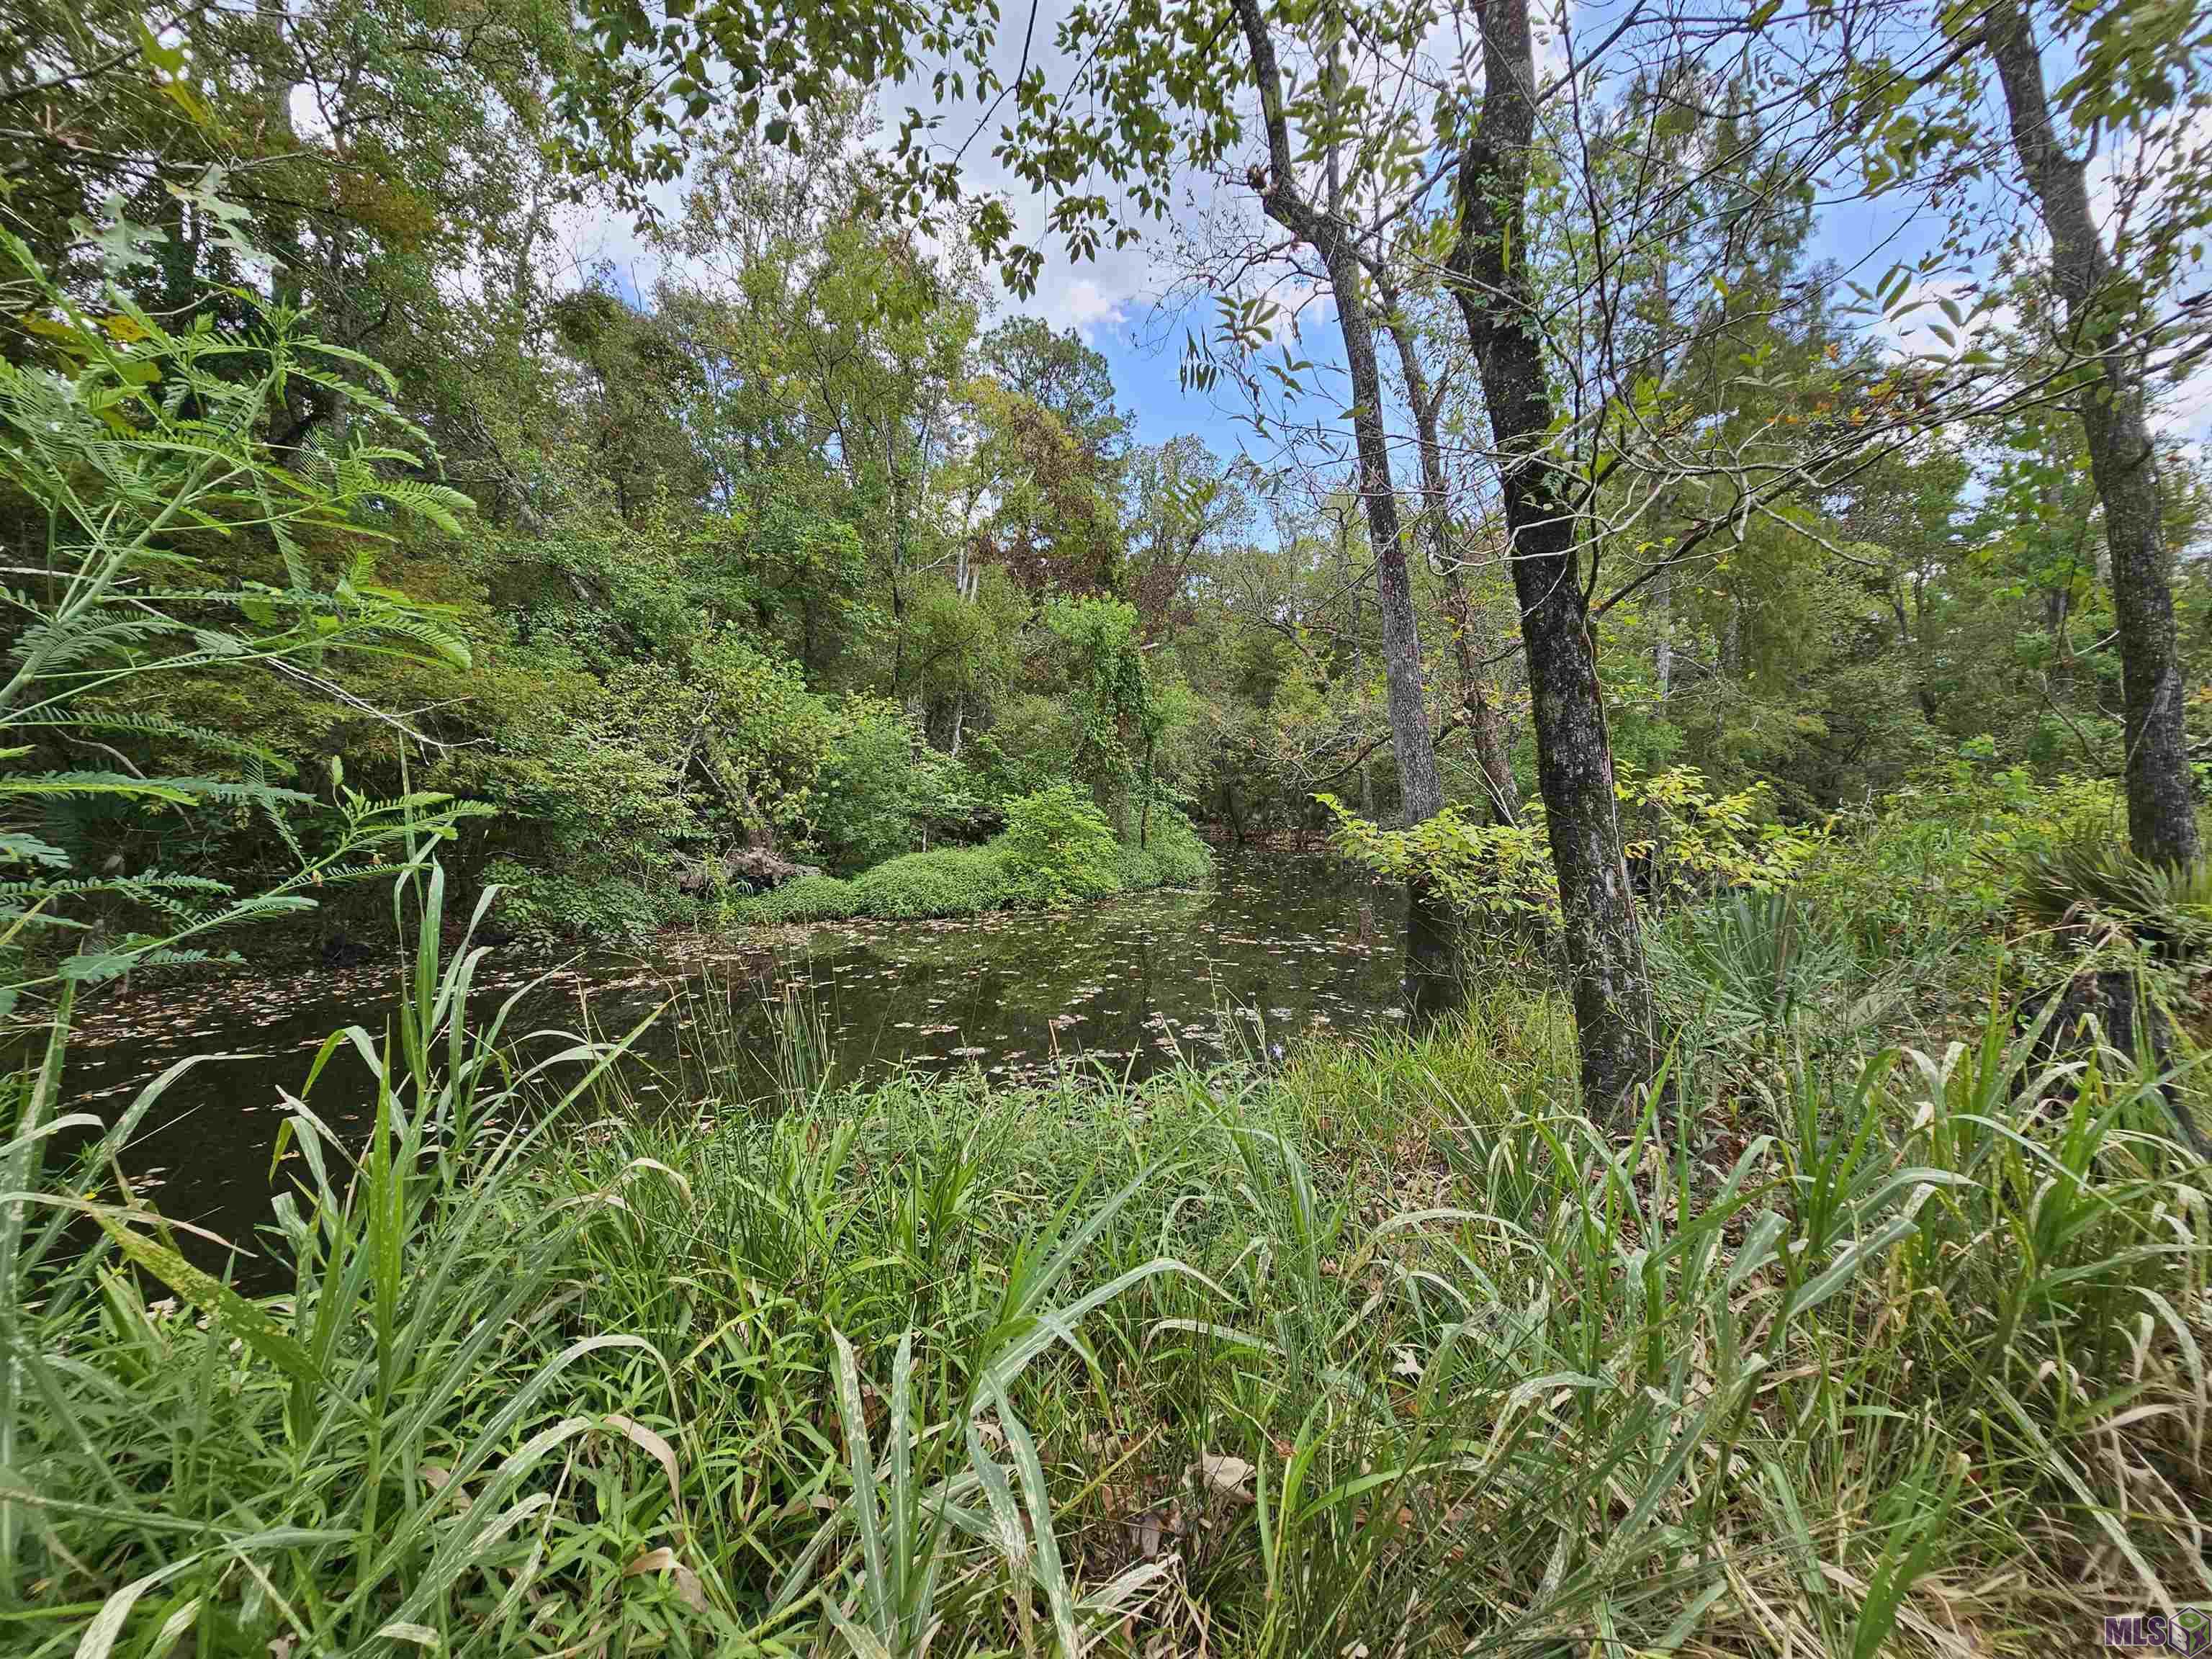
xmin=729 ymin=872 xmax=858 ymax=924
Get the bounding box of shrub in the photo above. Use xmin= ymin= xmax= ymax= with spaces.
xmin=2010 ymin=836 xmax=2212 ymax=962
xmin=484 ymin=858 xmax=673 ymax=948
xmin=996 ymin=784 xmax=1124 ymax=907
xmin=810 ymin=696 xmax=984 ymax=873
xmin=1118 ymin=807 xmax=1213 ymax=889
xmin=1647 ymin=888 xmax=1869 ymax=1061
xmin=1323 ymin=765 xmax=1819 ymax=923
xmin=728 ymin=787 xmax=1201 ymax=927
xmin=0 ymin=234 xmax=484 ymax=1007
xmin=850 ymin=846 xmax=1008 ymax=918
xmin=1797 ymin=758 xmax=2123 ymax=960
xmin=729 ymin=872 xmax=860 ymax=925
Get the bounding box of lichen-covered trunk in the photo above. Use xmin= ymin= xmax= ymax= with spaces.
xmin=1988 ymin=0 xmax=2198 ymax=867
xmin=1378 ymin=292 xmax=1523 ymax=824
xmin=1229 ymin=0 xmax=1444 ymax=832
xmin=1321 ymin=242 xmax=1444 ymax=827
xmin=1488 ymin=447 xmax=1656 ymax=1112
xmin=1445 ymin=0 xmax=1658 ymax=1115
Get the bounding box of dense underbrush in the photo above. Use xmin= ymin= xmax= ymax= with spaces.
xmin=5 ymin=845 xmax=2209 ymax=1657
xmin=733 ymin=785 xmax=1213 ymax=925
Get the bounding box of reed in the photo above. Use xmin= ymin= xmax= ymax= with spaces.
xmin=4 ymin=868 xmax=2208 ymax=1655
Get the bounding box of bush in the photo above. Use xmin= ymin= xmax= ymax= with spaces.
xmin=1118 ymin=807 xmax=1213 ymax=889
xmin=810 ymin=696 xmax=985 ymax=873
xmin=1797 ymin=758 xmax=2123 ymax=961
xmin=997 ymin=784 xmax=1124 ymax=907
xmin=2010 ymin=835 xmax=2212 ymax=962
xmin=850 ymin=847 xmax=1007 ymax=918
xmin=728 ymin=786 xmax=1204 ymax=927
xmin=485 ymin=858 xmax=674 ymax=948
xmin=1648 ymin=888 xmax=1869 ymax=1060
xmin=729 ymin=872 xmax=860 ymax=925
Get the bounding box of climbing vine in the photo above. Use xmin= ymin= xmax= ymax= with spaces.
xmin=1043 ymin=595 xmax=1164 ymax=838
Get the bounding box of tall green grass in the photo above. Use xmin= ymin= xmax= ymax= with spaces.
xmin=4 ymin=870 xmax=2209 ymax=1655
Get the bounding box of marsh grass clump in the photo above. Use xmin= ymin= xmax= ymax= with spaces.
xmin=7 ymin=861 xmax=2211 ymax=1655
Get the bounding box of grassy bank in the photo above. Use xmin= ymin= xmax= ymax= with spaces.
xmin=736 ymin=788 xmax=1214 ymax=925
xmin=4 ymin=858 xmax=2208 ymax=1657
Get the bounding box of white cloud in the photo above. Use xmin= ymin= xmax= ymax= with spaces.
xmin=1045 ymin=275 xmax=1132 ymax=339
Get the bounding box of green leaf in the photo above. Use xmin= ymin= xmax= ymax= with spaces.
xmin=91 ymin=1211 xmax=325 ymax=1389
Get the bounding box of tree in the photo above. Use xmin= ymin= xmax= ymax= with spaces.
xmin=977 ymin=318 xmax=1131 ymax=475
xmin=1980 ymin=0 xmax=2199 ymax=865
xmin=1370 ymin=274 xmax=1522 ymax=824
xmin=1441 ymin=0 xmax=1658 ymax=1110
xmin=1220 ymin=0 xmax=1445 ymax=832
xmin=1123 ymin=438 xmax=1252 ymax=637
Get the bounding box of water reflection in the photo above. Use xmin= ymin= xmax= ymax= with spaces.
xmin=59 ymin=852 xmax=1409 ymax=1253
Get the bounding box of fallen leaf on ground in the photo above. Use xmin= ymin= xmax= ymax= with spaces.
xmin=1193 ymin=1452 xmax=1256 ymax=1503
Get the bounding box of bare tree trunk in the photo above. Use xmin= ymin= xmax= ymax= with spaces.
xmin=1375 ymin=282 xmax=1524 ymax=824
xmin=1445 ymin=0 xmax=1658 ymax=1115
xmin=1987 ymin=0 xmax=2198 ymax=866
xmin=1231 ymin=0 xmax=1462 ymax=1027
xmin=1229 ymin=0 xmax=1444 ymax=827
xmin=1642 ymin=233 xmax=1685 ymax=705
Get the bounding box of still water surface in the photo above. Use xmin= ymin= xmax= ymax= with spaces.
xmin=65 ymin=851 xmax=1409 ymax=1256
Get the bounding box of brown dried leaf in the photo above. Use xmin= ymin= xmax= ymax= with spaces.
xmin=421 ymin=1466 xmax=471 ymax=1514
xmin=1193 ymin=1452 xmax=1256 ymax=1503
xmin=622 ymin=1547 xmax=709 ymax=1613
xmin=604 ymin=1414 xmax=687 ymax=1528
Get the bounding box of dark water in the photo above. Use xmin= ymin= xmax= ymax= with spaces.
xmin=58 ymin=851 xmax=1411 ymax=1260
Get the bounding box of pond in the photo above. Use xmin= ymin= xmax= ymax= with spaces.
xmin=60 ymin=850 xmax=1413 ymax=1267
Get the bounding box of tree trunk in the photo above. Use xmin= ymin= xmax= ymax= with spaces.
xmin=1987 ymin=0 xmax=2198 ymax=866
xmin=1444 ymin=0 xmax=1658 ymax=1115
xmin=1228 ymin=0 xmax=1444 ymax=828
xmin=1375 ymin=283 xmax=1523 ymax=824
xmin=1350 ymin=575 xmax=1377 ymax=818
